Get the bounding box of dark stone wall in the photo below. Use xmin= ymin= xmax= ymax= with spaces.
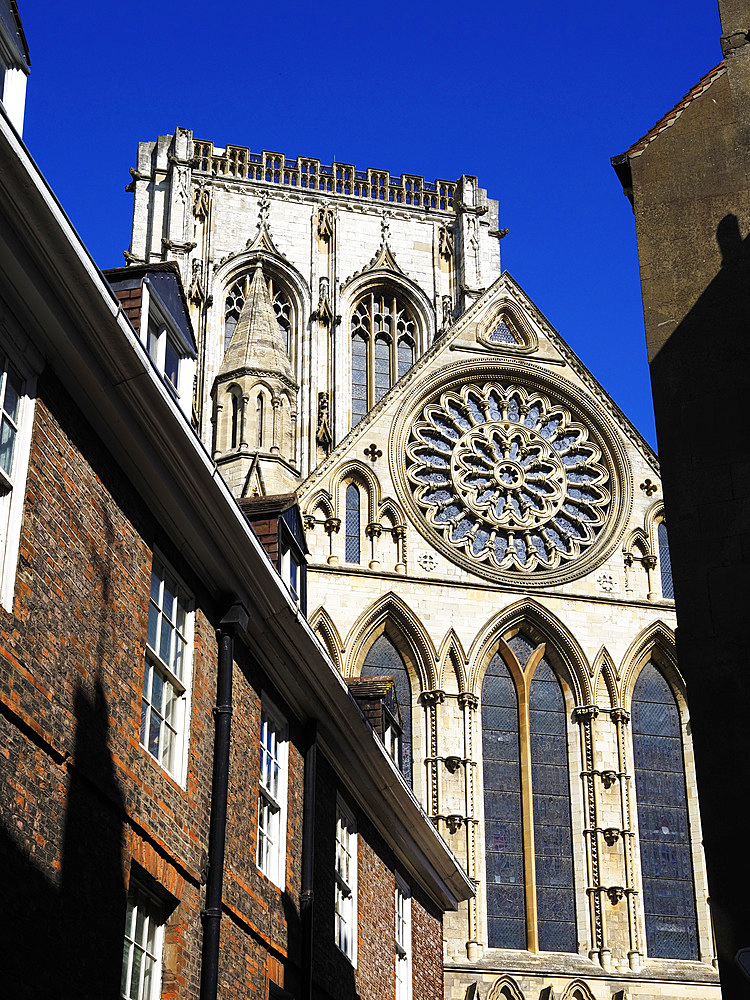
xmin=623 ymin=19 xmax=750 ymax=998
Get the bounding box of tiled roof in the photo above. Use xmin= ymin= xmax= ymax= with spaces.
xmin=622 ymin=62 xmax=726 ymax=158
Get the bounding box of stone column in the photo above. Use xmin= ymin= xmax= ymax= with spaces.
xmin=459 ymin=691 xmax=482 ymax=961
xmin=324 ymin=517 xmax=340 ymax=565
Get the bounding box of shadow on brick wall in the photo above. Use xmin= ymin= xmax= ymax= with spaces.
xmin=0 ymin=678 xmax=126 ymax=999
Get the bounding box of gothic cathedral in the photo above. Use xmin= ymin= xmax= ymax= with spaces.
xmin=127 ymin=129 xmax=719 ymax=1000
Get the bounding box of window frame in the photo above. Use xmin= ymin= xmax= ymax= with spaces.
xmin=141 ymin=281 xmax=194 ymax=409
xmin=140 ymin=554 xmax=194 ymax=785
xmin=121 ymin=882 xmax=165 ymax=1000
xmin=0 ymin=337 xmax=36 ymax=614
xmin=394 ymin=874 xmax=412 ymax=1000
xmin=257 ymin=696 xmax=288 ymax=889
xmin=335 ymin=796 xmax=358 ymax=965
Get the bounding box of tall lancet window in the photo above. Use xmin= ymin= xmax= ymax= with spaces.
xmin=632 ymin=661 xmax=699 ymax=959
xmin=657 ymin=521 xmax=674 ymax=599
xmin=482 ymin=649 xmax=524 ymax=949
xmin=361 ymin=634 xmax=413 ymax=786
xmin=482 ymin=632 xmax=576 ymax=953
xmin=345 ymin=483 xmax=360 ymax=564
xmin=231 ymin=391 xmax=240 ymax=450
xmin=350 ymin=289 xmax=418 ymax=425
xmin=256 ymin=394 xmax=264 ymax=449
xmin=529 ymin=659 xmax=576 ymax=953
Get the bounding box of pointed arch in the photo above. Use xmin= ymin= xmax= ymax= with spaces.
xmin=378 ymin=496 xmax=406 ymax=528
xmin=345 ymin=591 xmax=436 ymax=692
xmin=644 ymin=498 xmax=666 ymax=547
xmin=560 ymin=980 xmax=596 ymax=1000
xmin=486 ymin=975 xmax=526 ymax=1000
xmin=340 ymin=268 xmax=435 ymax=357
xmin=591 ymin=646 xmax=619 ymax=711
xmin=303 ymin=488 xmax=333 ymax=521
xmin=331 ymin=460 xmax=382 ymax=523
xmin=309 ymin=606 xmax=344 ymax=676
xmin=620 ymin=620 xmax=684 ymax=711
xmin=623 ymin=526 xmax=651 ymax=557
xmin=477 ymin=296 xmax=539 ymax=353
xmin=436 ymin=628 xmax=468 ymax=693
xmin=468 ymin=598 xmax=592 ymax=705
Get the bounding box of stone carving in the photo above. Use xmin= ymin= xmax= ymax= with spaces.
xmin=596 ymin=571 xmax=615 ymax=592
xmin=314 ymin=276 xmax=333 ymax=327
xmin=602 ymin=827 xmax=621 ymax=846
xmin=316 ymin=392 xmax=332 ymax=454
xmin=639 ymin=478 xmax=658 ymax=496
xmin=438 ymin=225 xmax=454 ymax=259
xmin=193 ymin=184 xmax=211 ymax=221
xmin=317 ymin=204 xmax=335 ymax=241
xmin=363 ymin=443 xmax=382 ymax=463
xmin=441 ymin=294 xmax=453 ymax=332
xmin=406 ymin=382 xmax=610 ymax=574
xmin=606 ymin=885 xmax=626 ymax=904
xmin=417 ymin=551 xmax=438 ymax=572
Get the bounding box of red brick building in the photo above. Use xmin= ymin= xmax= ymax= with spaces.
xmin=0 ymin=33 xmax=473 ymax=1000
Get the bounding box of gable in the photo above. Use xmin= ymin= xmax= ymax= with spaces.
xmin=299 ymin=273 xmax=659 ymax=589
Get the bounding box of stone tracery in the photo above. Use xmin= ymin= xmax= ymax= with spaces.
xmin=405 ymin=382 xmax=611 ymax=573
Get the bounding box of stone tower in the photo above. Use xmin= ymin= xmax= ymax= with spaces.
xmin=128 ymin=130 xmax=720 ymax=1000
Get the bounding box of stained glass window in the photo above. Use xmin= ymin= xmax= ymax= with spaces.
xmin=374 ymin=336 xmax=391 ymax=403
xmin=351 ymin=333 xmax=367 ymax=427
xmin=658 ymin=522 xmax=674 ymax=600
xmin=482 ymin=651 xmax=525 ymax=949
xmin=362 ymin=634 xmax=412 ymax=786
xmin=632 ymin=662 xmax=698 ymax=960
xmin=345 ymin=483 xmax=360 ymax=564
xmin=529 ymin=658 xmax=576 ymax=952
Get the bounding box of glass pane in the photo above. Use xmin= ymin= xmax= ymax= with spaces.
xmin=0 ymin=415 xmax=16 ymax=476
xmin=345 ymin=483 xmax=360 ymax=564
xmin=147 ymin=603 xmax=158 ymax=651
xmin=530 ymin=658 xmax=576 ymax=952
xmin=658 ymin=521 xmax=674 ymax=599
xmin=633 ymin=661 xmax=698 ymax=959
xmin=164 ymin=338 xmax=179 ymax=387
xmin=482 ymin=650 xmax=525 ymax=949
xmin=362 ymin=634 xmax=413 ymax=786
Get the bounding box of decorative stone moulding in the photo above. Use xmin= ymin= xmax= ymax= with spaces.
xmin=391 ymin=362 xmax=631 ymax=587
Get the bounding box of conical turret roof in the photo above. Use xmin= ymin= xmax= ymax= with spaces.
xmin=219 ymin=261 xmax=294 ymax=382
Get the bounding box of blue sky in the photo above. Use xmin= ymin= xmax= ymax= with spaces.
xmin=19 ymin=2 xmax=721 ymax=447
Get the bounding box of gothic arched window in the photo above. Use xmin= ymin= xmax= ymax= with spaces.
xmin=482 ymin=632 xmax=577 ymax=953
xmin=256 ymin=393 xmax=264 ymax=449
xmin=345 ymin=483 xmax=360 ymax=564
xmin=632 ymin=661 xmax=699 ymax=960
xmin=361 ymin=634 xmax=413 ymax=786
xmin=657 ymin=521 xmax=674 ymax=599
xmin=224 ymin=271 xmax=294 ymax=356
xmin=230 ymin=389 xmax=241 ymax=450
xmin=350 ymin=289 xmax=417 ymax=426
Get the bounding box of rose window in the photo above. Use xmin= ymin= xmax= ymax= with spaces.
xmin=405 ymin=382 xmax=611 ymax=573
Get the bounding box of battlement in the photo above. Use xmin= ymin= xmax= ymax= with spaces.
xmin=192 ymin=139 xmax=457 ymax=212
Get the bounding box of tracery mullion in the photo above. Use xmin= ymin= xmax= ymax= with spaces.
xmin=367 ymin=292 xmax=375 ymax=410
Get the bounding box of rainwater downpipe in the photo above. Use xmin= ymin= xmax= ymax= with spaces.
xmin=200 ymin=607 xmax=243 ymax=1000
xmin=301 ymin=721 xmax=317 ymax=1000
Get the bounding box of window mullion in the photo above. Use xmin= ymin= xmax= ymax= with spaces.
xmin=518 ymin=677 xmax=539 ymax=952
xmin=367 ymin=293 xmax=374 ymax=409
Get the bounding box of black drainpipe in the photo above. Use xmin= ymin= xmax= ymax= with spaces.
xmin=200 ymin=621 xmax=235 ymax=1000
xmin=301 ymin=720 xmax=317 ymax=1000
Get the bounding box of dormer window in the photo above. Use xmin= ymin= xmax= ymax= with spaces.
xmin=0 ymin=4 xmax=29 ymax=136
xmin=143 ymin=280 xmax=194 ymax=409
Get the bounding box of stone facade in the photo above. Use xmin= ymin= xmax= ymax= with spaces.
xmin=130 ymin=129 xmax=721 ymax=1000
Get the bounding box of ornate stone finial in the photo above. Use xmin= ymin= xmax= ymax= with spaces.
xmin=316 ymin=391 xmax=332 ymax=454
xmin=364 ymin=443 xmax=382 ymax=463
xmin=639 ymin=478 xmax=658 ymax=496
